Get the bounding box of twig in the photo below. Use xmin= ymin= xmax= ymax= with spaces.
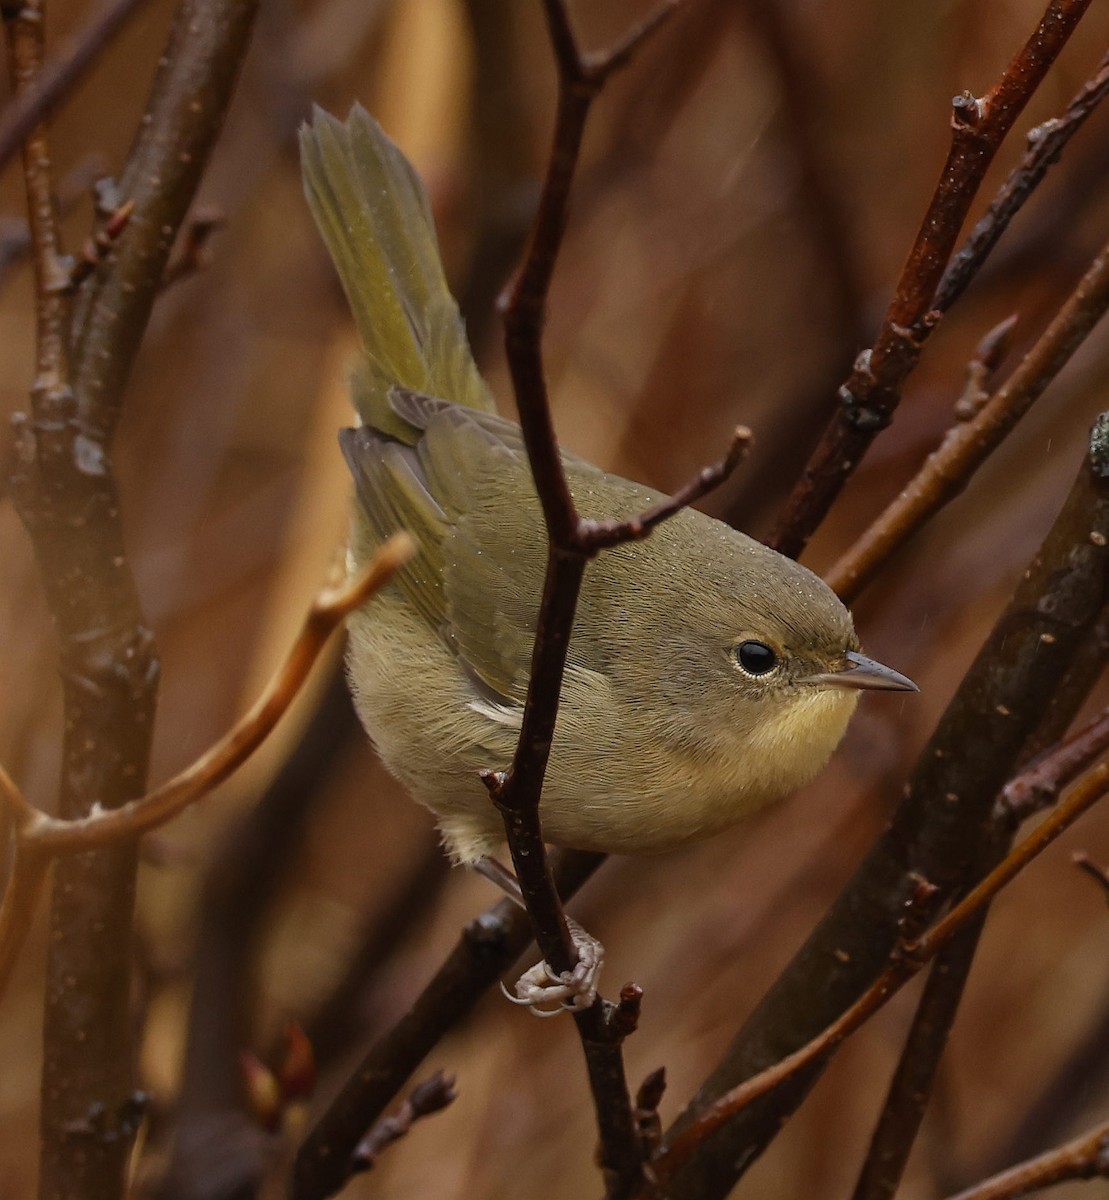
xmin=0 ymin=537 xmax=411 ymax=1004
xmin=1072 ymin=851 xmax=1109 ymax=901
xmin=936 ymin=47 xmax=1109 ymax=316
xmin=30 ymin=535 xmax=411 ymax=852
xmin=349 ymin=1072 xmax=458 ymax=1175
xmin=1000 ymin=705 xmax=1109 ymax=824
xmin=160 ymin=209 xmax=225 ymax=290
xmin=292 ymin=850 xmax=606 ymax=1200
xmin=651 ymin=754 xmax=1109 ymax=1183
xmin=64 ymin=198 xmax=134 ymax=288
xmin=0 ymin=0 xmax=152 ymax=173
xmin=850 ymin=701 xmax=1109 ymax=1200
xmin=942 ymin=1116 xmax=1109 ymax=1200
xmin=662 ymin=414 xmax=1109 ymax=1199
xmin=770 ymin=0 xmax=1094 ymax=559
xmin=489 ymin=5 xmax=758 ymax=1197
xmin=829 ymin=230 xmax=1109 ymax=603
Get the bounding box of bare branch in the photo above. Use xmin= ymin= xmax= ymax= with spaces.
xmin=771 ymin=0 xmax=1095 ymax=559
xmin=0 ymin=536 xmax=411 ymax=1009
xmin=292 ymin=851 xmax=606 ymax=1200
xmin=652 ymin=752 xmax=1109 ymax=1184
xmin=829 ymin=231 xmax=1109 ymax=603
xmin=942 ymin=1117 xmax=1109 ymax=1200
xmin=350 ymin=1072 xmax=458 ymax=1175
xmin=936 ymin=47 xmax=1109 ymax=316
xmin=28 ymin=534 xmax=413 ymax=854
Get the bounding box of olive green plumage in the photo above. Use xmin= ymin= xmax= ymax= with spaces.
xmin=300 ymin=105 xmax=909 ymax=865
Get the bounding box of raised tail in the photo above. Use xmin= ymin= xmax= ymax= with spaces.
xmin=300 ymin=104 xmax=493 ymax=435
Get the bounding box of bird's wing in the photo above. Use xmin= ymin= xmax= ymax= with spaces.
xmin=342 ymin=389 xmax=556 ymax=705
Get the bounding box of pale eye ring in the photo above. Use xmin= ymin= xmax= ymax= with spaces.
xmin=735 ymin=640 xmax=778 ymax=677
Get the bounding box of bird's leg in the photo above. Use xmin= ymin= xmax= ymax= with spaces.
xmin=472 ymin=855 xmax=604 ymax=1017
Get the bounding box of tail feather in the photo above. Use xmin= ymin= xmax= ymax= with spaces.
xmin=300 ymin=104 xmax=493 ymax=435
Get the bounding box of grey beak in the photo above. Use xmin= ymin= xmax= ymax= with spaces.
xmin=811 ymin=650 xmax=919 ymax=693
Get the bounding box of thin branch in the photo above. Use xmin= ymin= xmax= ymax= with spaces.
xmin=349 ymin=1072 xmax=458 ymax=1175
xmin=0 ymin=0 xmax=152 ymax=173
xmin=1001 ymin=704 xmax=1109 ymax=823
xmin=0 ymin=536 xmax=411 ymax=1007
xmin=491 ymin=5 xmax=725 ymax=1197
xmin=935 ymin=46 xmax=1109 ymax=316
xmin=1072 ymin=850 xmax=1109 ymax=900
xmin=828 ymin=229 xmax=1109 ymax=602
xmin=912 ymin=761 xmax=1109 ymax=958
xmin=651 ymin=753 xmax=1109 ymax=1184
xmin=850 ymin=701 xmax=1109 ymax=1200
xmin=942 ymin=1117 xmax=1109 ymax=1200
xmin=584 ymin=427 xmax=751 ymax=550
xmin=770 ymin=0 xmax=1095 ymax=559
xmin=22 ymin=534 xmax=412 ymax=853
xmin=292 ymin=850 xmax=606 ymax=1200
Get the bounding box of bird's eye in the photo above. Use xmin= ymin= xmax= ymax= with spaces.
xmin=735 ymin=640 xmax=778 ymax=677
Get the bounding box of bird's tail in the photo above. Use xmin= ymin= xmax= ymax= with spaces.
xmin=299 ymin=104 xmax=493 ymax=437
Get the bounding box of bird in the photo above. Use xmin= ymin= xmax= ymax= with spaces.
xmin=300 ymin=104 xmax=916 ymax=1010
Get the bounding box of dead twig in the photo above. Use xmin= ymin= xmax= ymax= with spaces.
xmin=651 ymin=753 xmax=1109 ymax=1184
xmin=829 ymin=231 xmax=1109 ymax=602
xmin=664 ymin=413 xmax=1109 ymax=1199
xmin=771 ymin=0 xmax=1095 ymax=559
xmin=349 ymin=1073 xmax=458 ymax=1176
xmin=941 ymin=1117 xmax=1109 ymax=1200
xmin=292 ymin=850 xmax=606 ymax=1200
xmin=0 ymin=536 xmax=412 ymax=1002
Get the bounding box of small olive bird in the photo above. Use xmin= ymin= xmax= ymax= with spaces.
xmin=300 ymin=105 xmax=916 ymax=1010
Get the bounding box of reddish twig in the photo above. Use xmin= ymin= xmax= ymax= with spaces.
xmin=350 ymin=1073 xmax=458 ymax=1176
xmin=651 ymin=754 xmax=1109 ymax=1184
xmin=942 ymin=1116 xmax=1109 ymax=1200
xmin=65 ymin=198 xmax=135 ymax=288
xmin=770 ymin=0 xmax=1095 ymax=559
xmin=487 ymin=5 xmax=762 ymax=1197
xmin=936 ymin=46 xmax=1109 ymax=316
xmin=828 ymin=229 xmax=1109 ymax=602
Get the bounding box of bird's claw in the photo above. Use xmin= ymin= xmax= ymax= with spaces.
xmin=502 ymin=920 xmax=604 ymax=1017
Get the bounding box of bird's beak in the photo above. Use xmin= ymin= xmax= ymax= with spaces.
xmin=809 ymin=650 xmax=919 ymax=693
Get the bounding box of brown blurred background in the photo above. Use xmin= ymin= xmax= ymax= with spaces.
xmin=4 ymin=1 xmax=1109 ymax=1197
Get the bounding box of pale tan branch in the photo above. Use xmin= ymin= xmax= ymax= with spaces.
xmin=29 ymin=533 xmax=412 ymax=854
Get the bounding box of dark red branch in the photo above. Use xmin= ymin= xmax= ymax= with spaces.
xmin=770 ymin=0 xmax=1094 ymax=559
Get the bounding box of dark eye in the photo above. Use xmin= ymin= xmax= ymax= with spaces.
xmin=735 ymin=640 xmax=777 ymax=676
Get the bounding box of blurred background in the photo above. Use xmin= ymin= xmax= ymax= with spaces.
xmin=3 ymin=1 xmax=1109 ymax=1196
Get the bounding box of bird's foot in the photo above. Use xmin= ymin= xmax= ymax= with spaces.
xmin=503 ymin=919 xmax=604 ymax=1017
